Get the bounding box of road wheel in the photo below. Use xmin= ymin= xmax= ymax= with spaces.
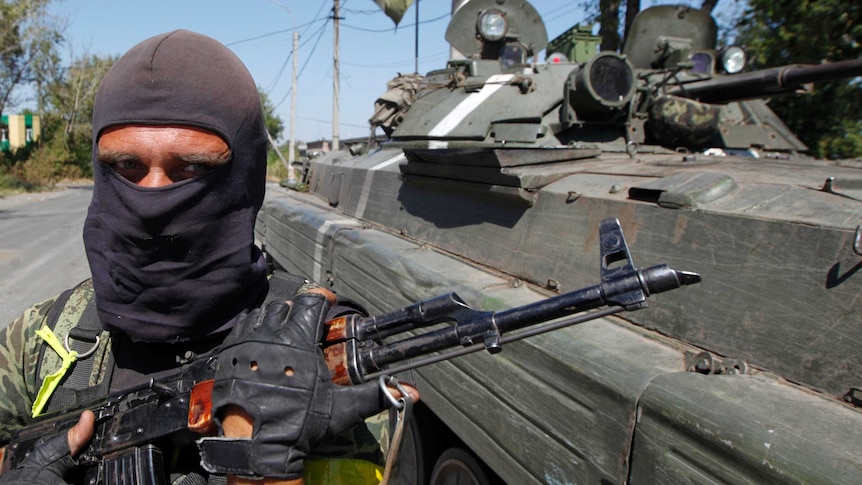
xmin=429 ymin=447 xmax=493 ymax=485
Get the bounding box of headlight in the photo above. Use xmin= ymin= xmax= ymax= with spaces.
xmin=477 ymin=10 xmax=508 ymax=42
xmin=719 ymin=46 xmax=746 ymax=74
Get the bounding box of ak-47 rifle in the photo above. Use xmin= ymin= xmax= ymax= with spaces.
xmin=1 ymin=218 xmax=699 ymax=484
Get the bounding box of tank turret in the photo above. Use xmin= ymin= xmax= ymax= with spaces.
xmin=625 ymin=5 xmax=862 ymax=152
xmin=370 ymin=2 xmax=861 ymax=166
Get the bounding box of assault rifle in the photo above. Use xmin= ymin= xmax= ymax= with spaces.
xmin=1 ymin=218 xmax=699 ymax=484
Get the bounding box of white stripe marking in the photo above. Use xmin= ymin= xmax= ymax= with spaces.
xmin=356 ymin=153 xmax=406 ymax=219
xmin=314 ymin=218 xmax=359 ymax=284
xmin=428 ymin=74 xmax=515 ymax=137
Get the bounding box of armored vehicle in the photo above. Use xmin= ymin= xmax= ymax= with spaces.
xmin=259 ymin=1 xmax=862 ymax=483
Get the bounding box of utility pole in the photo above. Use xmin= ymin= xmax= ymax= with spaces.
xmin=332 ymin=0 xmax=341 ymax=151
xmin=288 ymin=30 xmax=299 ymax=181
xmin=414 ymin=0 xmax=419 ymax=73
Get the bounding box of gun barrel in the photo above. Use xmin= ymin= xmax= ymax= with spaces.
xmin=355 ymin=292 xmax=471 ymax=341
xmin=358 ymin=265 xmax=699 ymax=376
xmin=669 ymin=57 xmax=862 ymax=103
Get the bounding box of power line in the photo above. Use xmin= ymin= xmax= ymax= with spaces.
xmin=343 ymin=8 xmax=381 ymax=15
xmin=274 ymin=16 xmax=331 ymax=110
xmin=266 ymin=16 xmax=335 ymax=94
xmin=265 ymin=52 xmax=292 ymax=93
xmin=340 ymin=12 xmax=448 ymax=33
xmin=301 ymin=0 xmax=330 ymax=38
xmin=341 ymin=51 xmax=448 ymax=69
xmin=225 ymin=17 xmax=327 ymax=47
xmin=342 ymin=2 xmax=380 ymax=16
xmin=542 ymin=3 xmax=581 ymax=18
xmin=298 ymin=19 xmax=331 ymax=83
xmin=227 ymin=0 xmax=332 ymax=48
xmin=296 ymin=115 xmax=368 ymax=129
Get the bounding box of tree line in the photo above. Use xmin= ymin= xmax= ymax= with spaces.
xmin=1 ymin=0 xmax=859 ymax=190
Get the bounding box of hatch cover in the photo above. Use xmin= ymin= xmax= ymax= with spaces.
xmin=629 ymin=172 xmax=737 ymax=209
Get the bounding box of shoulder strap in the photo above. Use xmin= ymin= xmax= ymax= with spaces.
xmin=67 ymin=298 xmax=102 ymax=343
xmin=62 ymin=294 xmax=105 ymax=391
xmin=36 ymin=280 xmax=113 ymax=415
xmin=36 ymin=286 xmax=80 ymax=381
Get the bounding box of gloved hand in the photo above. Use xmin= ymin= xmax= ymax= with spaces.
xmin=1 ymin=410 xmax=94 ymax=485
xmin=197 ymin=293 xmax=388 ymax=480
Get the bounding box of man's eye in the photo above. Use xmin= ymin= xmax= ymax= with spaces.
xmin=118 ymin=160 xmax=143 ymax=170
xmin=182 ymin=163 xmax=214 ymax=174
xmin=104 ymin=159 xmax=143 ymax=171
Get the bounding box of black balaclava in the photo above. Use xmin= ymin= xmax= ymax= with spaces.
xmin=84 ymin=30 xmax=269 ymax=343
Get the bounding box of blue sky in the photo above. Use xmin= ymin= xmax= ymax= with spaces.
xmin=50 ymin=0 xmax=589 ymax=143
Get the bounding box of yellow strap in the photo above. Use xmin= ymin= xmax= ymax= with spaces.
xmin=32 ymin=325 xmax=78 ymax=418
xmin=303 ymin=458 xmax=385 ymax=485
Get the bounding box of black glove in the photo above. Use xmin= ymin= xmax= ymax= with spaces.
xmin=197 ymin=293 xmax=386 ymax=479
xmin=1 ymin=432 xmax=77 ymax=485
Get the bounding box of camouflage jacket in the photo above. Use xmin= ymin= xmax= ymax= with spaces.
xmin=0 ymin=279 xmax=110 ymax=445
xmin=0 ymin=294 xmax=47 ymax=444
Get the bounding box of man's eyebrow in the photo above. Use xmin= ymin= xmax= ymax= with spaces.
xmin=95 ymin=148 xmax=232 ymax=165
xmin=96 ymin=149 xmax=137 ymax=164
xmin=179 ymin=149 xmax=232 ymax=166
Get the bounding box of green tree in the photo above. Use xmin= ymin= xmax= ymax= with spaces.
xmin=259 ymin=88 xmax=289 ymax=179
xmin=18 ymin=52 xmax=114 ymax=184
xmin=598 ymin=0 xmax=621 ymax=52
xmin=734 ymin=0 xmax=862 ymax=159
xmin=260 ymin=88 xmax=284 ymax=142
xmin=0 ymin=0 xmax=62 ymax=119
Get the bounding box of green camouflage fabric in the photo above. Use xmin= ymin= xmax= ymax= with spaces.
xmin=0 ymin=295 xmax=53 ymax=445
xmin=370 ymin=73 xmax=424 ymax=137
xmin=647 ymin=94 xmax=721 ymax=149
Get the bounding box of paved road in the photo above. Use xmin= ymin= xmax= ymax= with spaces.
xmin=0 ymin=187 xmax=93 ymax=327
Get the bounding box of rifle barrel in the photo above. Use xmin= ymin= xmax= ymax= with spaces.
xmin=360 ymin=265 xmax=698 ymax=375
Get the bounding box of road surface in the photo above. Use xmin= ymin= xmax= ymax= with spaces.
xmin=0 ymin=187 xmax=93 ymax=327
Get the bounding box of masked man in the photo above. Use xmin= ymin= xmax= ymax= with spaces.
xmin=0 ymin=30 xmax=416 ymax=485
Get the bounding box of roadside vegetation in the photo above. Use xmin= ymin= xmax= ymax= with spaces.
xmin=0 ymin=0 xmax=292 ymax=197
xmin=1 ymin=0 xmax=860 ymax=197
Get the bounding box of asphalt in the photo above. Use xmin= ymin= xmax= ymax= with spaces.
xmin=0 ymin=186 xmax=93 ymax=327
